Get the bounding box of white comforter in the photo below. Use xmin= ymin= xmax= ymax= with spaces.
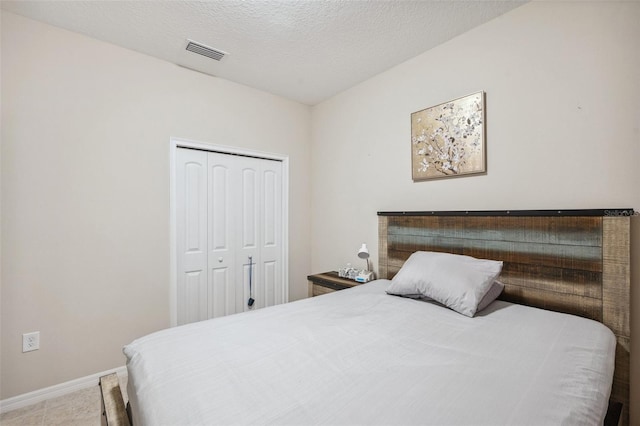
xmin=124 ymin=279 xmax=615 ymax=426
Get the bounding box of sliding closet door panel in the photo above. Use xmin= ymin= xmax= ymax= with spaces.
xmin=261 ymin=161 xmax=284 ymax=305
xmin=208 ymin=153 xmax=238 ymax=318
xmin=176 ymin=148 xmax=208 ymax=325
xmin=239 ymin=161 xmax=260 ymax=311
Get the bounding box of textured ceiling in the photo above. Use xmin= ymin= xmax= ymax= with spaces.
xmin=1 ymin=1 xmax=526 ymax=105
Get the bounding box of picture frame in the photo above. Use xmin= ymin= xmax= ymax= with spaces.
xmin=411 ymin=91 xmax=486 ymax=181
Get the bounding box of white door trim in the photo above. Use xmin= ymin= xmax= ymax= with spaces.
xmin=169 ymin=137 xmax=290 ymax=326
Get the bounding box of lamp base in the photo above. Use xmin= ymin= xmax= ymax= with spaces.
xmin=355 ymin=270 xmax=375 ymax=283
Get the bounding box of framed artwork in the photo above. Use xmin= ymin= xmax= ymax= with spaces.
xmin=411 ymin=91 xmax=486 ymax=181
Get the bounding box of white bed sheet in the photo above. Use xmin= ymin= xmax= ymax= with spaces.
xmin=124 ymin=279 xmax=615 ymax=426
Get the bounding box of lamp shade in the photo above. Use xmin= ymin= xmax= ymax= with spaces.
xmin=357 ymin=243 xmax=369 ymax=259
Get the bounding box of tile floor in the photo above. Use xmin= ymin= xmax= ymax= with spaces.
xmin=0 ymin=375 xmax=127 ymax=426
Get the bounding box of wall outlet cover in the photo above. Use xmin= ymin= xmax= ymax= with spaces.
xmin=22 ymin=332 xmax=40 ymax=352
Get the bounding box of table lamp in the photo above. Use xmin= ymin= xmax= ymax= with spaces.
xmin=358 ymin=243 xmax=371 ymax=272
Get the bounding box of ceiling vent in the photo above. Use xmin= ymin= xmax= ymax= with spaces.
xmin=185 ymin=40 xmax=227 ymax=61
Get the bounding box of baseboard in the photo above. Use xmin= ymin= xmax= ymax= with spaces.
xmin=0 ymin=366 xmax=127 ymax=414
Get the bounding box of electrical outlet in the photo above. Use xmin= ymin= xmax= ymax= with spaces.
xmin=22 ymin=332 xmax=40 ymax=352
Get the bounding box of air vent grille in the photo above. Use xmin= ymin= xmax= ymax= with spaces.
xmin=186 ymin=40 xmax=226 ymax=61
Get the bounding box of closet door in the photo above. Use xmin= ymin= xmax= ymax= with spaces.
xmin=258 ymin=159 xmax=284 ymax=308
xmin=176 ymin=149 xmax=208 ymax=325
xmin=207 ymin=152 xmax=240 ymax=318
xmin=176 ymin=148 xmax=285 ymax=325
xmin=234 ymin=156 xmax=284 ymax=312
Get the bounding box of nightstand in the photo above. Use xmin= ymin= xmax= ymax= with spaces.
xmin=307 ymin=271 xmax=362 ymax=297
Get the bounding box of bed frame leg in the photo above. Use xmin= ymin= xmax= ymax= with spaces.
xmin=604 ymin=400 xmax=623 ymax=426
xmin=99 ymin=373 xmax=131 ymax=426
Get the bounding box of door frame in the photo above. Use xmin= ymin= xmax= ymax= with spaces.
xmin=169 ymin=137 xmax=290 ymax=326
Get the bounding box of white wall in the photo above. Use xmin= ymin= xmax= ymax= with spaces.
xmin=311 ymin=1 xmax=640 ymax=423
xmin=0 ymin=12 xmax=311 ymax=398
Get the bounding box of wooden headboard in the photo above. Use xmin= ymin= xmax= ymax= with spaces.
xmin=378 ymin=209 xmax=632 ymax=425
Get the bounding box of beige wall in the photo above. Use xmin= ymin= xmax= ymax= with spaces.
xmin=0 ymin=12 xmax=311 ymax=398
xmin=311 ymin=1 xmax=639 ymax=423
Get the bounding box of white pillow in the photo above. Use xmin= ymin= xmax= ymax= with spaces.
xmin=476 ymin=280 xmax=504 ymax=312
xmin=396 ymin=280 xmax=505 ymax=312
xmin=386 ymin=251 xmax=503 ymax=317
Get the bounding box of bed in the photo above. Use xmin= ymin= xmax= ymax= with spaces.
xmin=106 ymin=209 xmax=632 ymax=426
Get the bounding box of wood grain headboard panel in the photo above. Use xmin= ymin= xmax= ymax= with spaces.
xmin=378 ymin=209 xmax=632 ymax=425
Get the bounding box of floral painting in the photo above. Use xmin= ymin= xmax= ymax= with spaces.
xmin=411 ymin=91 xmax=486 ymax=181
